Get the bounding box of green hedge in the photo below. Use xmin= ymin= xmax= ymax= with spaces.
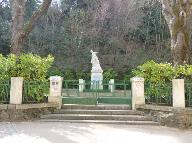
xmin=0 ymin=54 xmax=54 ymax=103
xmin=0 ymin=53 xmax=54 ymax=81
xmin=133 ymin=61 xmax=175 ymax=84
xmin=133 ymin=60 xmax=192 ymax=98
xmin=133 ymin=60 xmax=192 ymax=83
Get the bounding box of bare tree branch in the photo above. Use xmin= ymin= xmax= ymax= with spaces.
xmin=20 ymin=0 xmax=52 ymax=41
xmin=10 ymin=0 xmax=52 ymax=55
xmin=161 ymin=0 xmax=173 ymax=22
xmin=0 ymin=0 xmax=6 ymax=5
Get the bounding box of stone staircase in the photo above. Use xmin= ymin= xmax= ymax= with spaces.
xmin=40 ymin=104 xmax=159 ymax=125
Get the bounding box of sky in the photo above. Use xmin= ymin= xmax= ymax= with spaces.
xmin=51 ymin=0 xmax=61 ymax=6
xmin=39 ymin=0 xmax=61 ymax=4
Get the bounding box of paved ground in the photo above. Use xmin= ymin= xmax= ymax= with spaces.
xmin=0 ymin=122 xmax=192 ymax=143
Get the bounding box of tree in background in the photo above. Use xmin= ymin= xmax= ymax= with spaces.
xmin=10 ymin=0 xmax=52 ymax=56
xmin=0 ymin=0 xmax=182 ymax=73
xmin=161 ymin=0 xmax=192 ymax=66
xmin=23 ymin=0 xmax=172 ymax=72
xmin=0 ymin=0 xmax=11 ymax=55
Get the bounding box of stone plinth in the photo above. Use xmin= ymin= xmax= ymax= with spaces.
xmin=10 ymin=77 xmax=23 ymax=104
xmin=131 ymin=77 xmax=145 ymax=110
xmin=49 ymin=76 xmax=63 ymax=109
xmin=91 ymin=72 xmax=103 ymax=90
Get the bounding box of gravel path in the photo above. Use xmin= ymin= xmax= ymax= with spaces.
xmin=0 ymin=122 xmax=192 ymax=143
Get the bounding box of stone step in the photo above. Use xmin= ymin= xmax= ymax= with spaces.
xmin=54 ymin=109 xmax=143 ymax=115
xmin=39 ymin=119 xmax=159 ymax=126
xmin=62 ymin=104 xmax=131 ymax=110
xmin=41 ymin=114 xmax=151 ymax=121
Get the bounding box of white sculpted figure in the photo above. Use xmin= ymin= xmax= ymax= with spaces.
xmin=90 ymin=50 xmax=103 ymax=89
xmin=90 ymin=50 xmax=103 ymax=73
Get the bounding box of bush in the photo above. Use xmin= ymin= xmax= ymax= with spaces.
xmin=103 ymin=68 xmax=118 ymax=80
xmin=0 ymin=54 xmax=54 ymax=103
xmin=123 ymin=70 xmax=134 ymax=81
xmin=76 ymin=71 xmax=90 ymax=80
xmin=15 ymin=54 xmax=54 ymax=81
xmin=133 ymin=60 xmax=175 ymax=84
xmin=175 ymin=64 xmax=192 ymax=80
xmin=0 ymin=54 xmax=16 ymax=81
xmin=63 ymin=70 xmax=75 ymax=80
xmin=0 ymin=54 xmax=54 ymax=81
xmin=133 ymin=60 xmax=192 ymax=82
xmin=18 ymin=54 xmax=54 ymax=102
xmin=133 ymin=60 xmax=192 ymax=98
xmin=47 ymin=69 xmax=64 ymax=77
xmin=122 ymin=70 xmax=134 ymax=89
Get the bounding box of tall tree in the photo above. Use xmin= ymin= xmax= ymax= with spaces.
xmin=0 ymin=0 xmax=11 ymax=55
xmin=161 ymin=0 xmax=192 ymax=66
xmin=10 ymin=0 xmax=52 ymax=56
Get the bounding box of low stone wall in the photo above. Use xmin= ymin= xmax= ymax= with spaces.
xmin=136 ymin=104 xmax=192 ymax=128
xmin=0 ymin=103 xmax=58 ymax=121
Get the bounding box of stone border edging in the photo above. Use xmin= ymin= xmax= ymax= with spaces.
xmin=136 ymin=104 xmax=192 ymax=128
xmin=136 ymin=104 xmax=174 ymax=112
xmin=136 ymin=104 xmax=192 ymax=113
xmin=0 ymin=102 xmax=58 ymax=110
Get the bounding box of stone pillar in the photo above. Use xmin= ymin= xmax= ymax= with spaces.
xmin=10 ymin=77 xmax=24 ymax=104
xmin=49 ymin=76 xmax=63 ymax=109
xmin=131 ymin=77 xmax=145 ymax=110
xmin=79 ymin=79 xmax=85 ymax=92
xmin=172 ymin=79 xmax=185 ymax=108
xmin=109 ymin=79 xmax=115 ymax=92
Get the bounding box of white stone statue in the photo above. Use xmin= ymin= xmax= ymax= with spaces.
xmin=90 ymin=50 xmax=103 ymax=73
xmin=90 ymin=50 xmax=103 ymax=89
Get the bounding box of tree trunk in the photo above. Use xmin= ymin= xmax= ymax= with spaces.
xmin=10 ymin=0 xmax=26 ymax=56
xmin=10 ymin=0 xmax=52 ymax=56
xmin=161 ymin=0 xmax=192 ymax=66
xmin=170 ymin=12 xmax=189 ymax=66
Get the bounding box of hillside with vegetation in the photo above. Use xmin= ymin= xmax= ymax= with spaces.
xmin=1 ymin=0 xmax=192 ymax=76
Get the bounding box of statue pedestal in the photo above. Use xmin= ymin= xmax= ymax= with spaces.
xmin=90 ymin=50 xmax=103 ymax=90
xmin=91 ymin=72 xmax=103 ymax=90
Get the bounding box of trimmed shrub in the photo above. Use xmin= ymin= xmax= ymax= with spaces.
xmin=133 ymin=60 xmax=192 ymax=83
xmin=0 ymin=54 xmax=54 ymax=103
xmin=16 ymin=54 xmax=54 ymax=81
xmin=133 ymin=60 xmax=175 ymax=84
xmin=133 ymin=60 xmax=192 ymax=99
xmin=0 ymin=53 xmax=54 ymax=81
